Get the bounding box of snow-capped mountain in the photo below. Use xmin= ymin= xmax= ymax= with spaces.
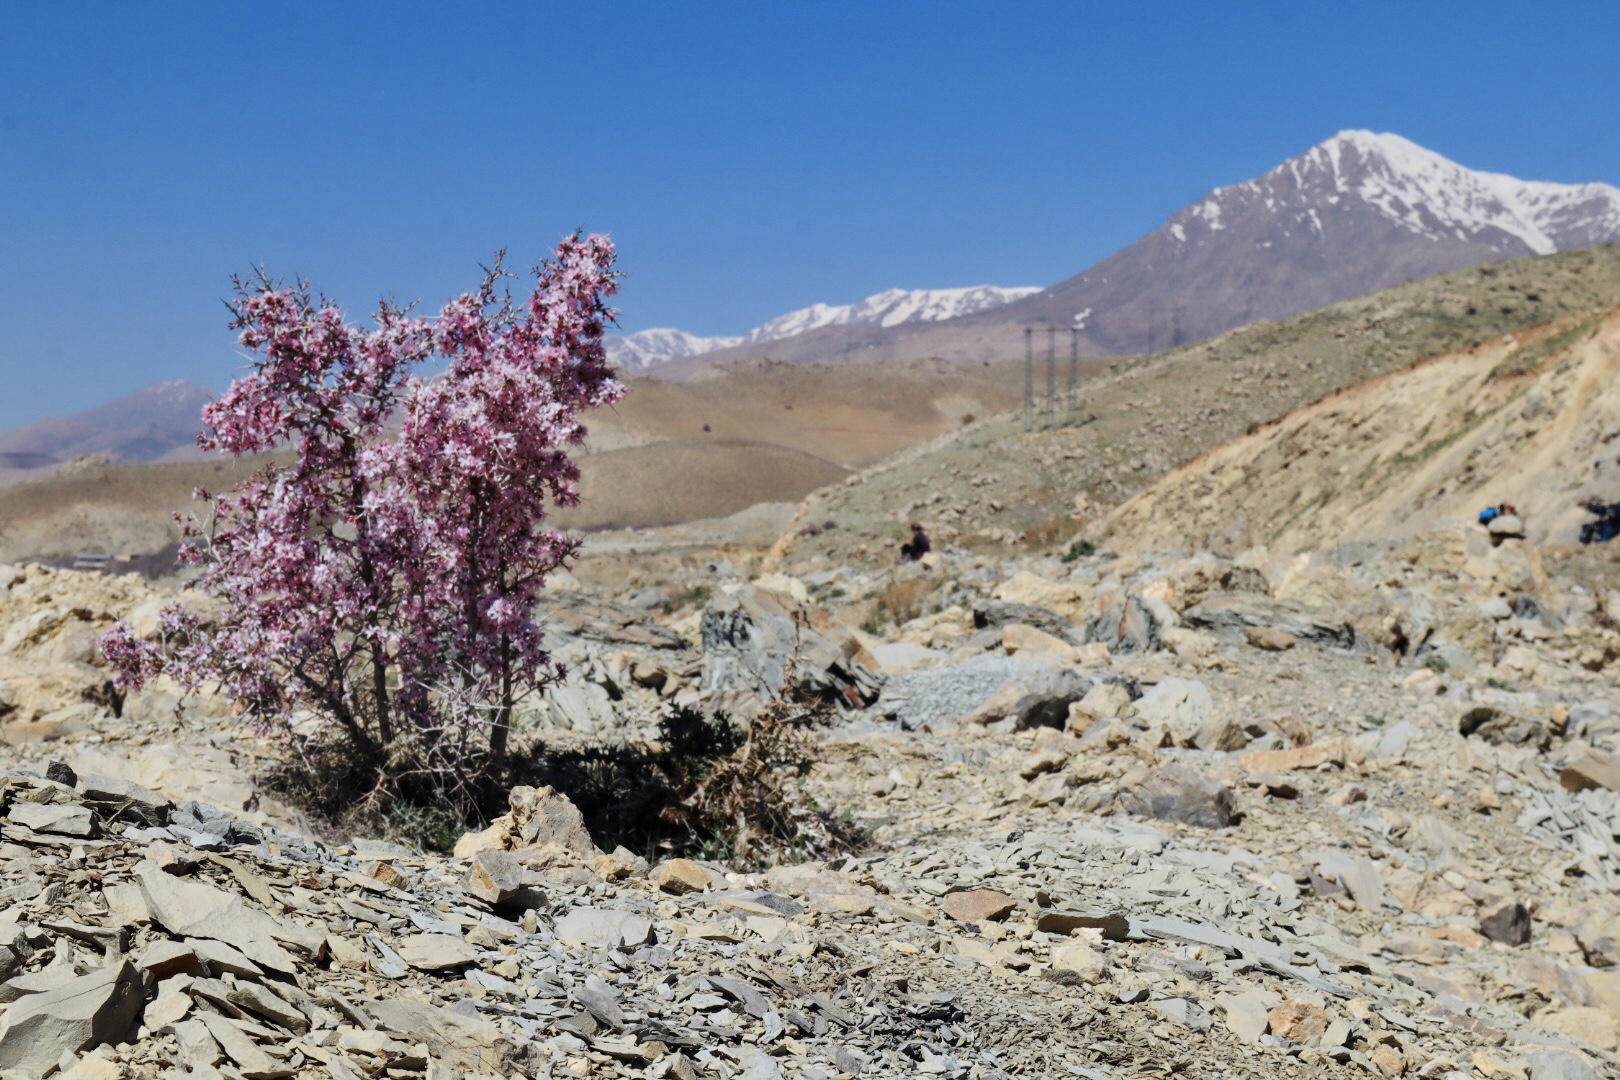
xmin=999 ymin=130 xmax=1620 ymax=353
xmin=1179 ymin=130 xmax=1620 ymax=258
xmin=638 ymin=131 xmax=1620 ymax=371
xmin=605 ymin=328 xmax=743 ymax=370
xmin=606 ymin=285 xmax=1039 ymax=369
xmin=739 ymin=285 xmax=1042 ymax=343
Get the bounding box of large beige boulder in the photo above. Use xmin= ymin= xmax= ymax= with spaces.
xmin=1001 ymin=623 xmax=1081 ymax=663
xmin=1464 ymin=534 xmax=1550 ymax=597
xmin=962 ymin=667 xmax=1095 ymax=730
xmin=124 ymin=590 xmax=224 ymax=640
xmin=650 ymin=858 xmax=719 ymax=895
xmin=1066 ymin=682 xmax=1133 ymax=732
xmin=1272 ymin=555 xmax=1400 ymax=649
xmin=1154 ymin=552 xmax=1270 ymax=612
xmin=454 ymin=784 xmax=600 ymax=861
xmin=896 ymin=605 xmax=975 ymax=650
xmin=992 ymin=572 xmax=1090 ymax=622
xmin=751 ymin=573 xmax=810 ymax=603
xmin=1125 ymin=678 xmax=1214 ymax=746
xmin=0 ymin=657 xmax=114 ymax=725
xmin=0 ymin=564 xmax=166 ymax=661
xmin=1538 ymin=1007 xmax=1618 ymax=1052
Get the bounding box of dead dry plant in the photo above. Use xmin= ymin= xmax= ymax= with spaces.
xmin=659 ymin=697 xmax=854 ymax=866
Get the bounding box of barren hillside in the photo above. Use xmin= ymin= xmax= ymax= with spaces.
xmin=587 ymin=358 xmax=1025 ymax=467
xmin=767 ymin=247 xmax=1620 ymax=572
xmin=558 ymin=439 xmax=850 ymax=532
xmin=0 ymin=457 xmax=272 ymax=566
xmin=0 ymin=361 xmax=1021 ymax=565
xmin=1094 ymin=308 xmax=1620 ymax=555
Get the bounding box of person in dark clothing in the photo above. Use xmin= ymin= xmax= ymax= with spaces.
xmin=1581 ymin=498 xmax=1620 ymax=544
xmin=899 ymin=524 xmax=931 ymax=563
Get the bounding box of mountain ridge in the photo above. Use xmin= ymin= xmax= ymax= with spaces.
xmin=661 ymin=131 xmax=1620 ymax=375
xmin=607 ymin=284 xmax=1040 ymax=369
xmin=0 ymin=380 xmax=215 ymax=479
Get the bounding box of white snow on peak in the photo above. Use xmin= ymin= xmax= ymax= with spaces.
xmin=743 ymin=285 xmax=1041 ymax=342
xmin=1192 ymin=199 xmax=1226 ymax=231
xmin=607 ymin=285 xmax=1040 ymax=368
xmin=605 ymin=327 xmax=742 ymax=369
xmin=1290 ymin=130 xmax=1620 ymax=255
xmin=1170 ymin=131 xmax=1620 ymax=257
xmin=139 ymin=380 xmax=215 ymax=405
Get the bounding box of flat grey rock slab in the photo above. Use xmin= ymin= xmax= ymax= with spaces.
xmin=135 ymin=861 xmax=297 ymax=975
xmin=7 ymin=802 xmax=94 ymax=837
xmin=553 ymin=906 xmax=656 ymax=949
xmin=0 ymin=960 xmax=144 ymax=1078
xmin=396 ymin=934 xmax=482 ymax=971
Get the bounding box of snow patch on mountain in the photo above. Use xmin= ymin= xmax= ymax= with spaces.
xmin=607 ymin=285 xmax=1040 ymax=369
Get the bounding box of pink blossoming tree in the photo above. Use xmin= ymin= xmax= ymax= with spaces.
xmin=101 ymin=234 xmax=623 ymax=791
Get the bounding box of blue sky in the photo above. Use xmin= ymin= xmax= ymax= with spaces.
xmin=3 ymin=2 xmax=1618 ymax=429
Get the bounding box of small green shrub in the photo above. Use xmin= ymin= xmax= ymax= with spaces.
xmin=878 ymin=577 xmax=934 ymax=626
xmin=657 ymin=699 xmax=855 ymax=866
xmin=658 ymin=704 xmax=746 ymax=783
xmin=1062 ymin=538 xmax=1097 ymax=563
xmin=1422 ymin=653 xmax=1449 ymax=673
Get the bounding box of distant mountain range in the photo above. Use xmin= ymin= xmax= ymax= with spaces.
xmin=606 ymin=285 xmax=1041 ymax=369
xmin=636 ymin=130 xmax=1620 ymax=374
xmin=1002 ymin=129 xmax=1620 ymax=353
xmin=0 ymin=380 xmax=213 ymax=476
xmin=9 ymin=131 xmax=1620 ymax=472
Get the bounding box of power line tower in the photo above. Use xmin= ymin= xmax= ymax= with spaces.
xmin=1146 ymin=305 xmax=1182 ymax=354
xmin=1023 ymin=328 xmax=1034 ymax=431
xmin=1045 ymin=326 xmax=1057 ymax=420
xmin=1067 ymin=327 xmax=1079 ymax=419
xmin=1023 ymin=326 xmax=1085 ymax=429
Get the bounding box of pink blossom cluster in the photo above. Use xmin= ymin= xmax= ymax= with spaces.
xmin=101 ymin=235 xmax=624 ymax=765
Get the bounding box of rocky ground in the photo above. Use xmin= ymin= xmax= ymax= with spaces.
xmin=2 ymin=507 xmax=1620 ymax=1079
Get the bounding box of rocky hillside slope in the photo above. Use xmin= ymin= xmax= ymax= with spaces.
xmin=1094 ymin=307 xmax=1620 ymax=555
xmin=0 ymin=458 xmax=272 ymax=569
xmin=766 ymin=246 xmax=1620 ymax=573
